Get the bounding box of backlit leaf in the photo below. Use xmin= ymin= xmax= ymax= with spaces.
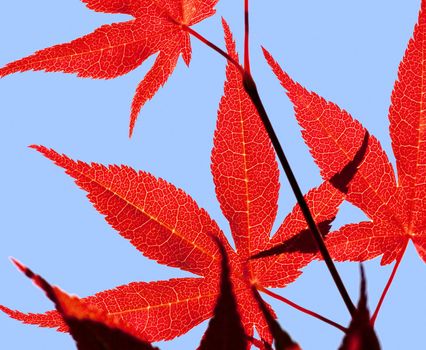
xmin=0 ymin=0 xmax=219 ymax=136
xmin=263 ymin=0 xmax=426 ymax=264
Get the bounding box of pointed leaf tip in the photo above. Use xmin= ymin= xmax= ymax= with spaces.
xmin=220 ymin=17 xmax=230 ymax=31
xmin=339 ymin=264 xmax=381 ymax=350
xmin=29 ymin=144 xmax=46 ymax=153
xmin=128 ymin=123 xmax=134 ymax=138
xmin=11 ymin=262 xmax=160 ymax=350
xmin=10 ymin=258 xmax=39 ymax=283
xmin=261 ymin=46 xmax=270 ymax=57
xmin=10 ymin=257 xmax=25 ymax=273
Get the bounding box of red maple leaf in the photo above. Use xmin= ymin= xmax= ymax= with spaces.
xmin=0 ymin=22 xmax=344 ymax=346
xmin=263 ymin=1 xmax=426 ymax=266
xmin=11 ymin=258 xmax=159 ymax=350
xmin=11 ymin=238 xmax=251 ymax=350
xmin=0 ymin=0 xmax=218 ymax=136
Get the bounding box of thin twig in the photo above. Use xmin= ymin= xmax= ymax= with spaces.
xmin=371 ymin=240 xmax=408 ymax=325
xmin=181 ymin=25 xmax=244 ymax=75
xmin=242 ymin=73 xmax=356 ymax=316
xmin=259 ymin=286 xmax=347 ymax=333
xmin=244 ymin=0 xmax=251 ymax=73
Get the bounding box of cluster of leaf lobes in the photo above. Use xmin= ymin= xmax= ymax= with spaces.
xmin=1 ymin=0 xmax=425 ymax=349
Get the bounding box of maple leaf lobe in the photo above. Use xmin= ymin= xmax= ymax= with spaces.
xmin=0 ymin=0 xmax=219 ymax=136
xmin=212 ymin=19 xmax=280 ymax=258
xmin=263 ymin=0 xmax=426 ymax=266
xmin=1 ymin=20 xmax=345 ymax=347
xmin=11 ymin=259 xmax=159 ymax=350
xmin=30 ymin=144 xmax=224 ymax=277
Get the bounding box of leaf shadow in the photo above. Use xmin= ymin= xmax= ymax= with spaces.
xmin=251 ymin=131 xmax=370 ymax=260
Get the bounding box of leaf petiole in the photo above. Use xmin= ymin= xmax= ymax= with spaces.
xmin=181 ymin=24 xmax=244 ymax=75
xmin=370 ymin=240 xmax=408 ymax=325
xmin=258 ymin=286 xmax=347 ymax=333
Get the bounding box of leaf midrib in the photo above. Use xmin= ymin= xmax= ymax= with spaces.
xmin=72 ymin=165 xmax=218 ymax=271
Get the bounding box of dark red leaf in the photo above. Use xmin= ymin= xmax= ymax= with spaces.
xmin=11 ymin=258 xmax=159 ymax=350
xmin=251 ymin=287 xmax=300 ymax=350
xmin=198 ymin=237 xmax=247 ymax=350
xmin=338 ymin=266 xmax=380 ymax=350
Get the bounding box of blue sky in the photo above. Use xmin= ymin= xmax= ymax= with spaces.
xmin=0 ymin=1 xmax=424 ymax=349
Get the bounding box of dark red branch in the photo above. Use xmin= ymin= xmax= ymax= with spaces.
xmin=240 ymin=1 xmax=354 ymax=315
xmin=244 ymin=0 xmax=251 ymax=73
xmin=185 ymin=25 xmax=356 ymax=317
xmin=242 ymin=73 xmax=356 ymax=316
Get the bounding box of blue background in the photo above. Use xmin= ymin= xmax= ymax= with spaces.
xmin=0 ymin=1 xmax=425 ymax=349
